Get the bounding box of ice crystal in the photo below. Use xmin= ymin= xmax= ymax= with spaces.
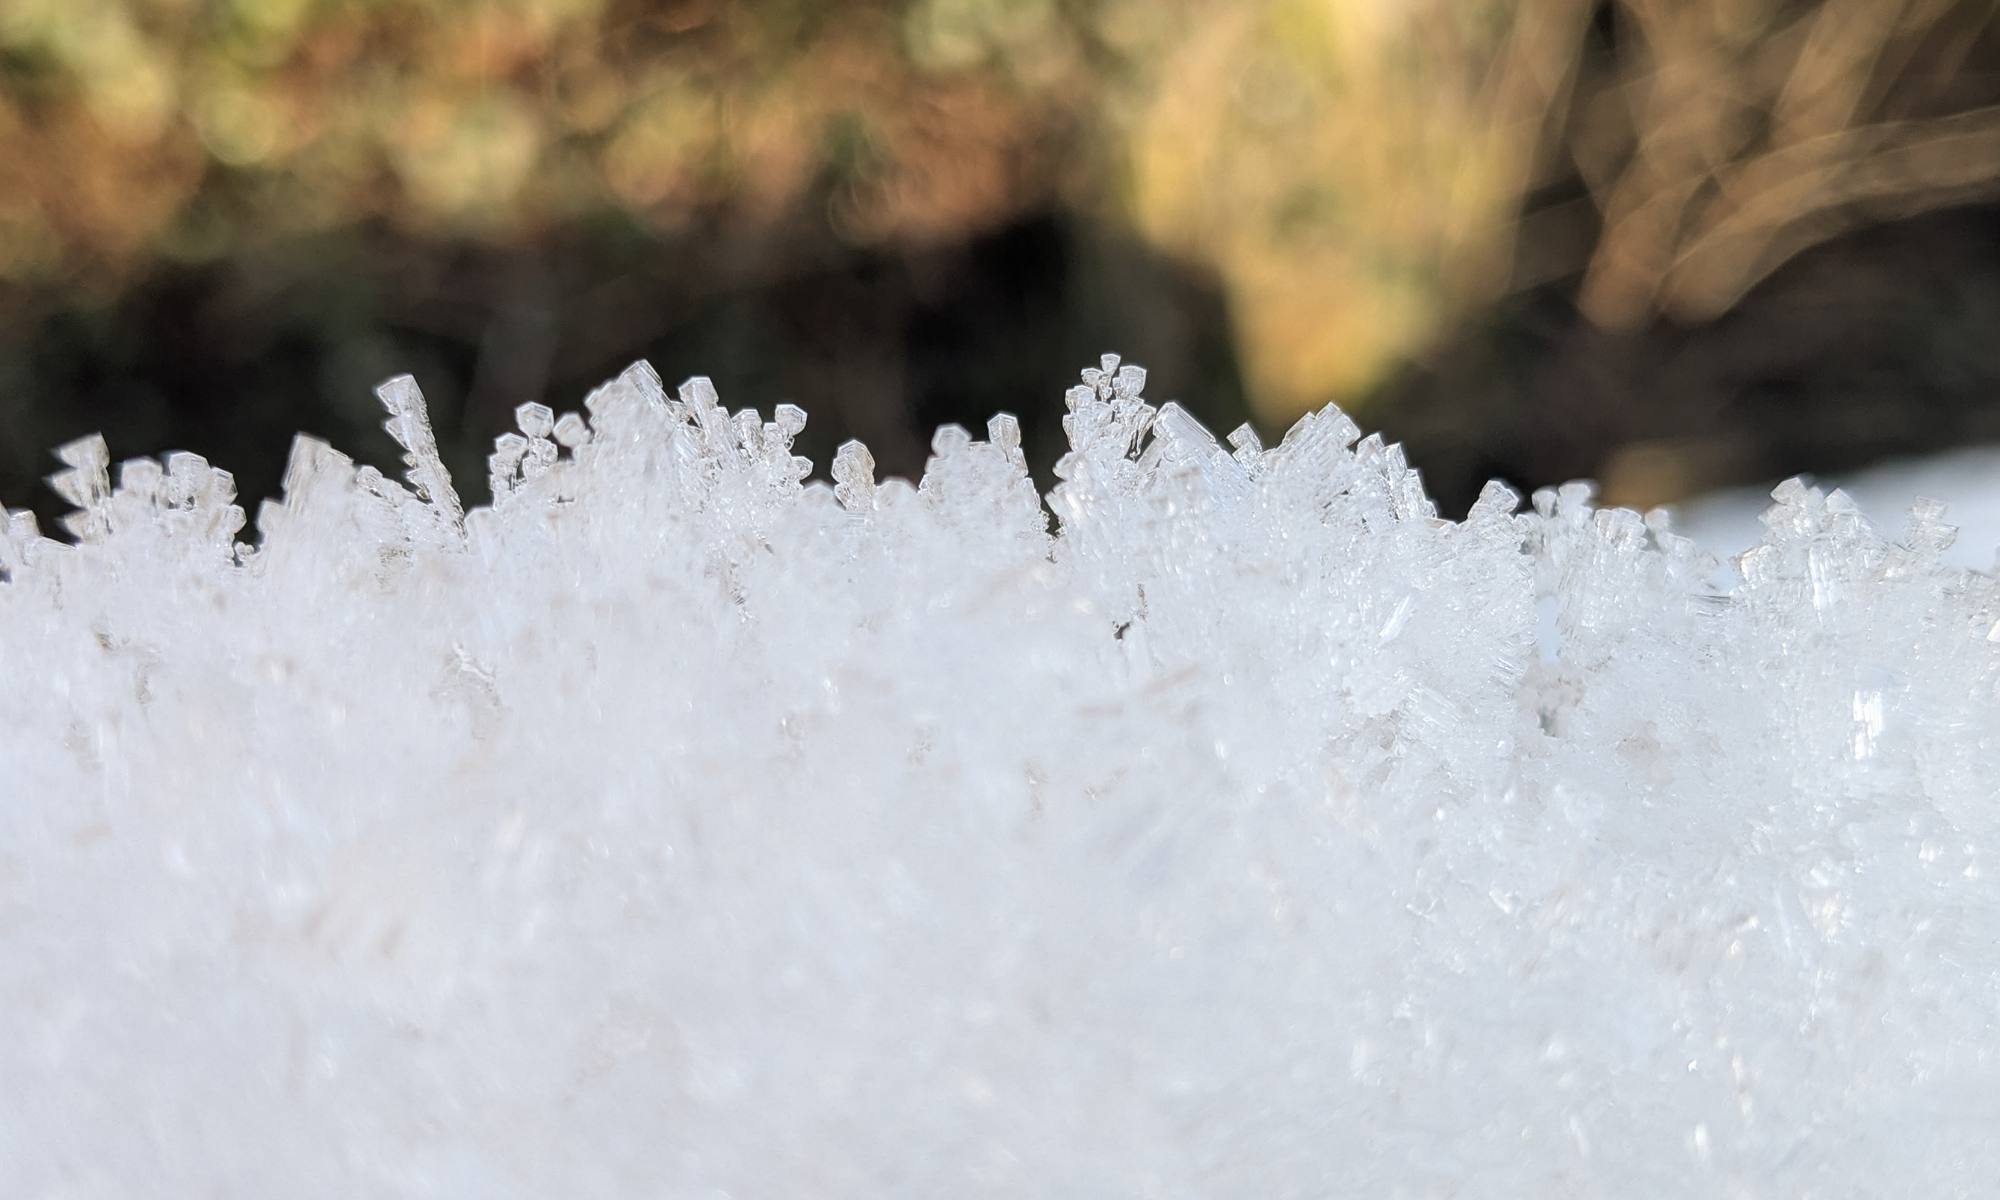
xmin=3 ymin=357 xmax=1998 ymax=1196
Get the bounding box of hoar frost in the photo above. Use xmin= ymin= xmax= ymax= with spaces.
xmin=3 ymin=356 xmax=1997 ymax=1195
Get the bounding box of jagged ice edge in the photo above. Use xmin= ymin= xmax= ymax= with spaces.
xmin=10 ymin=352 xmax=1993 ymax=642
xmin=10 ymin=350 xmax=1999 ymax=809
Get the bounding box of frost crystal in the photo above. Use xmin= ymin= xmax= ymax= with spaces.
xmin=3 ymin=358 xmax=1998 ymax=1195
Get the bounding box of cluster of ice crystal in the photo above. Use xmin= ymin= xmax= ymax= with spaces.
xmin=4 ymin=356 xmax=1997 ymax=1195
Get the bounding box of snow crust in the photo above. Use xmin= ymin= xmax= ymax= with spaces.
xmin=3 ymin=356 xmax=1998 ymax=1195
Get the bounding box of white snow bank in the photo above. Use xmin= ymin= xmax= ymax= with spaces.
xmin=3 ymin=358 xmax=1997 ymax=1196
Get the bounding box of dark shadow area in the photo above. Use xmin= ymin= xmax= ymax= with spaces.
xmin=9 ymin=197 xmax=2000 ymax=530
xmin=0 ymin=211 xmax=1250 ymax=529
xmin=1369 ymin=203 xmax=2000 ymax=516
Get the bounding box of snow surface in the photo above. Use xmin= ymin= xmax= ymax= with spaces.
xmin=1678 ymin=444 xmax=2000 ymax=574
xmin=3 ymin=356 xmax=1998 ymax=1196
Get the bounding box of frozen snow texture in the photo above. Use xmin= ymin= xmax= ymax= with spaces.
xmin=1678 ymin=444 xmax=2000 ymax=573
xmin=3 ymin=356 xmax=1998 ymax=1196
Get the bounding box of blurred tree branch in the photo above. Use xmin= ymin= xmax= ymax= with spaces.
xmin=1570 ymin=0 xmax=2000 ymax=327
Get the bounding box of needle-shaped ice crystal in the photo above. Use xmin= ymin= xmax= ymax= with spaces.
xmin=377 ymin=373 xmax=464 ymax=537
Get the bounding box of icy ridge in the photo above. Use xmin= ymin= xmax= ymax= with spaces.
xmin=2 ymin=356 xmax=1996 ymax=1195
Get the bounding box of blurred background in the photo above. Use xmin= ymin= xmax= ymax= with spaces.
xmin=2 ymin=0 xmax=1999 ymax=525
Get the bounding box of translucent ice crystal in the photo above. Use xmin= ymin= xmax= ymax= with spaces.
xmin=3 ymin=358 xmax=1999 ymax=1196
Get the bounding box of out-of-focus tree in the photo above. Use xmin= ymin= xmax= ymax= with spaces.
xmin=1118 ymin=0 xmax=1588 ymax=414
xmin=5 ymin=1 xmax=1994 ymax=376
xmin=1569 ymin=0 xmax=2000 ymax=327
xmin=1118 ymin=0 xmax=2000 ymax=420
xmin=2 ymin=0 xmax=1997 ymax=511
xmin=0 ymin=0 xmax=1088 ymax=282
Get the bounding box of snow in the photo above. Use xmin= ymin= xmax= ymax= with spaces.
xmin=1677 ymin=444 xmax=2000 ymax=573
xmin=3 ymin=356 xmax=1998 ymax=1196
